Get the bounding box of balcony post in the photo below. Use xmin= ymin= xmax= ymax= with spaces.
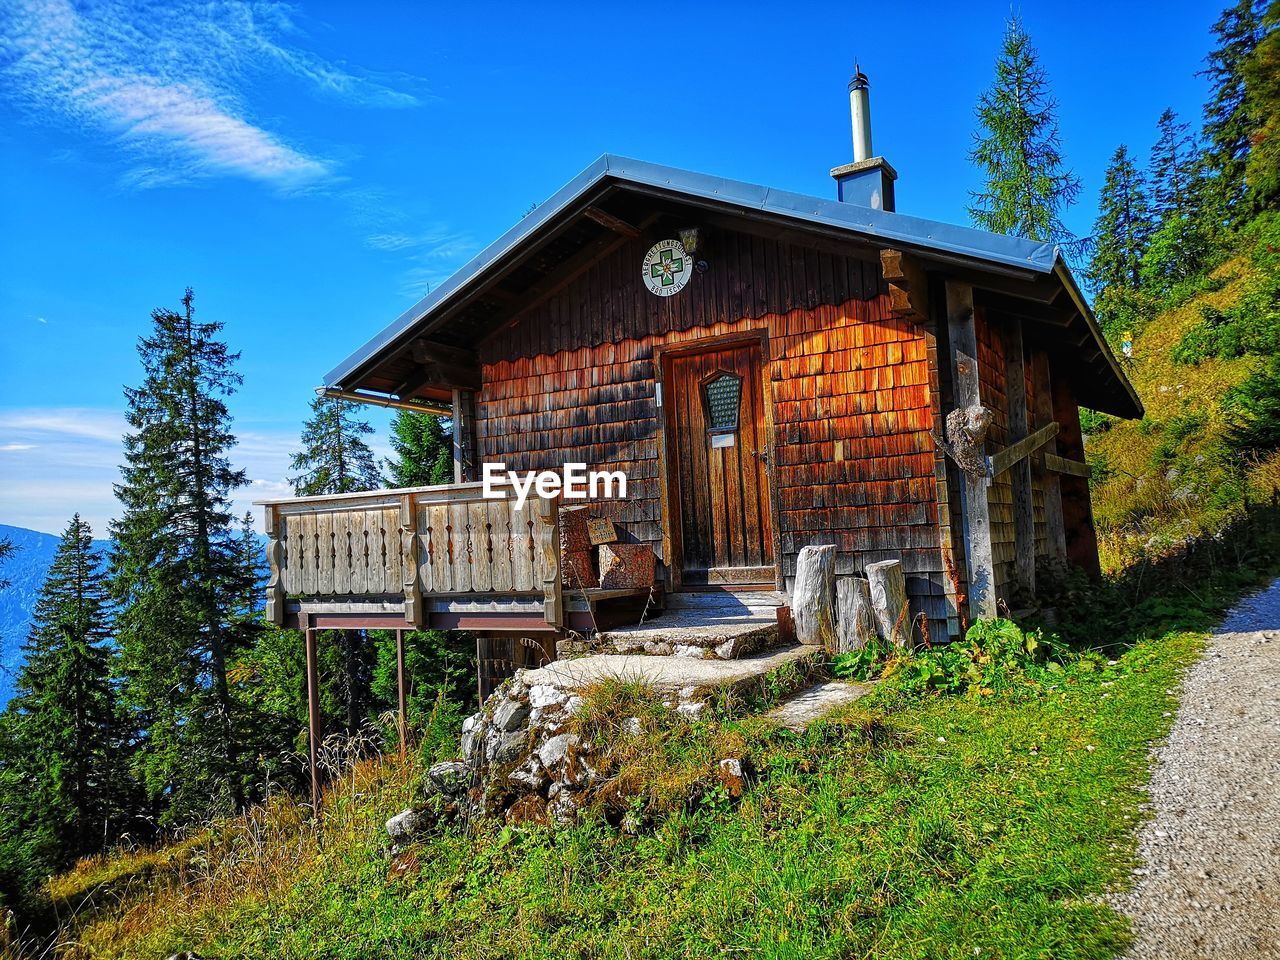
xmin=264 ymin=504 xmax=285 ymax=626
xmin=400 ymin=494 xmax=424 ymax=627
xmin=536 ymin=496 xmax=563 ymax=627
xmin=305 ymin=624 xmax=322 ymax=814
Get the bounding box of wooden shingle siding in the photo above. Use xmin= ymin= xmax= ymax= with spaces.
xmin=477 ymin=227 xmax=948 ymax=638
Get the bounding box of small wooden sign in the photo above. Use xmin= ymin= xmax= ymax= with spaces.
xmin=587 ymin=516 xmax=618 ymax=546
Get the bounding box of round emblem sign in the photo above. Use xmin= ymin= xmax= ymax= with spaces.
xmin=641 ymin=239 xmax=693 ymax=297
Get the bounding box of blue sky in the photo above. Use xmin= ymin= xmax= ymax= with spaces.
xmin=0 ymin=0 xmax=1217 ymax=536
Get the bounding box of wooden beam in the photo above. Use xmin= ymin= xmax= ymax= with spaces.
xmin=583 ymin=205 xmax=641 ymax=238
xmin=396 ymin=629 xmax=408 ymax=762
xmin=1004 ymin=320 xmax=1036 ymax=596
xmin=485 ymin=212 xmax=661 ymax=340
xmin=946 ymin=279 xmax=997 ymax=621
xmin=989 ymin=422 xmax=1059 ymax=477
xmin=410 ymin=338 xmax=478 ymax=368
xmin=1043 ymin=452 xmax=1092 ymax=478
xmin=536 ymin=497 xmax=564 ymax=628
xmin=880 ymin=248 xmax=929 ymax=319
xmin=1031 ymin=351 xmax=1068 ymax=559
xmin=304 ymin=626 xmax=322 ymax=814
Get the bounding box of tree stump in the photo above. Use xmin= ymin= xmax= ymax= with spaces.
xmin=792 ymin=545 xmax=836 ymax=650
xmin=835 ymin=577 xmax=877 ymax=653
xmin=866 ymin=559 xmax=911 ymax=647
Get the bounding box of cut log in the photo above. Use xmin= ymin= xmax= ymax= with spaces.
xmin=866 ymin=559 xmax=911 ymax=647
xmin=835 ymin=577 xmax=877 ymax=653
xmin=792 ymin=545 xmax=836 ymax=650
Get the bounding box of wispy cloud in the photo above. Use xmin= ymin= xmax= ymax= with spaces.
xmin=366 ymin=224 xmax=479 ymax=299
xmin=0 ymin=408 xmax=394 ymax=537
xmin=0 ymin=0 xmax=422 ymax=188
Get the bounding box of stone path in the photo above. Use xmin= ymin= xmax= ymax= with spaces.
xmin=1113 ymin=577 xmax=1280 ymax=958
xmin=767 ymin=680 xmax=871 ymax=731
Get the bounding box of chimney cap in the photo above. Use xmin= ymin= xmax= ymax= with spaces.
xmin=849 ymin=63 xmax=869 ymax=91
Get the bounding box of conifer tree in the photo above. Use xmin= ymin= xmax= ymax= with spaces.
xmin=290 ymin=397 xmax=382 ymax=734
xmin=0 ymin=537 xmax=13 ymax=590
xmin=1202 ymin=0 xmax=1265 ymax=218
xmin=3 ymin=516 xmax=126 ymax=867
xmin=289 ymin=396 xmax=383 ymax=495
xmin=1149 ymin=109 xmax=1201 ymax=224
xmin=111 ymin=288 xmax=256 ymax=825
xmin=968 ymin=17 xmax=1082 ymax=252
xmin=1242 ymin=1 xmax=1280 ymax=212
xmin=1087 ymin=145 xmax=1153 ymax=292
xmin=385 ymin=410 xmax=452 ymax=487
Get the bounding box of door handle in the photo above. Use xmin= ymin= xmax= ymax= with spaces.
xmin=752 ymin=449 xmax=769 ymax=465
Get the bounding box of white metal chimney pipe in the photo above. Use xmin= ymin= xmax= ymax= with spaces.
xmin=849 ymin=66 xmax=873 ymax=162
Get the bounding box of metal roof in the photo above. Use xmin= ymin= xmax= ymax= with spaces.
xmin=326 ymin=155 xmax=1069 ymax=385
xmin=324 ymin=153 xmax=1140 ymax=418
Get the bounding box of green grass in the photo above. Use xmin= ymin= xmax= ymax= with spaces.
xmin=53 ymin=627 xmax=1204 ymax=960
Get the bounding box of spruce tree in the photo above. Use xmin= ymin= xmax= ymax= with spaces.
xmin=290 ymin=396 xmax=382 ymax=734
xmin=1149 ymin=109 xmax=1201 ymax=224
xmin=0 ymin=537 xmax=13 ymax=590
xmin=289 ymin=396 xmax=383 ymax=495
xmin=1087 ymin=145 xmax=1153 ymax=292
xmin=1243 ymin=1 xmax=1280 ymax=212
xmin=1202 ymin=0 xmax=1265 ymax=218
xmin=111 ymin=288 xmax=255 ymax=825
xmin=385 ymin=410 xmax=452 ymax=487
xmin=3 ymin=516 xmax=126 ymax=867
xmin=968 ymin=17 xmax=1082 ymax=252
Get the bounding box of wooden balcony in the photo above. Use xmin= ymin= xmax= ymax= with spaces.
xmin=258 ymin=481 xmax=574 ymax=634
xmin=257 ymin=482 xmax=654 ymax=636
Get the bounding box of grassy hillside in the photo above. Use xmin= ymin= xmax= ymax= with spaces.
xmin=19 ymin=532 xmax=1280 ymax=960
xmin=1087 ymin=216 xmax=1280 ymax=570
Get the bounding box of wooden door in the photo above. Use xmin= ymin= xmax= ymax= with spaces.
xmin=665 ymin=340 xmax=775 ymax=586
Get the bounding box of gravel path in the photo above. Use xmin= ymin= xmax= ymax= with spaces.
xmin=1113 ymin=577 xmax=1280 ymax=958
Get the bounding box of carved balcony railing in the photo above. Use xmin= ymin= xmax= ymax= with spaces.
xmin=258 ymin=482 xmax=563 ymax=632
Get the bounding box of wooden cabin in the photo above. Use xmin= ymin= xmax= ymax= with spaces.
xmin=256 ymin=73 xmax=1141 ymax=694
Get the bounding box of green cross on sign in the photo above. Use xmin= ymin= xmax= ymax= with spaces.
xmin=649 ymin=247 xmax=684 ymax=286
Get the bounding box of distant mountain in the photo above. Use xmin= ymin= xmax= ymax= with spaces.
xmin=0 ymin=524 xmax=271 ymax=708
xmin=0 ymin=524 xmax=113 ymax=705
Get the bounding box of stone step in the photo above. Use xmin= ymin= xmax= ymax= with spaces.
xmin=598 ymin=609 xmax=784 ymax=660
xmin=664 ymin=590 xmax=787 ymax=611
xmin=767 ymin=680 xmax=872 ymax=731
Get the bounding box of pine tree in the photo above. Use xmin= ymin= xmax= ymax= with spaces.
xmin=968 ymin=17 xmax=1082 ymax=252
xmin=111 ymin=288 xmax=256 ymax=825
xmin=290 ymin=397 xmax=382 ymax=734
xmin=1149 ymin=109 xmax=1201 ymax=224
xmin=1088 ymin=145 xmax=1153 ymax=292
xmin=1202 ymin=0 xmax=1265 ymax=218
xmin=2 ymin=516 xmax=126 ymax=867
xmin=385 ymin=410 xmax=452 ymax=487
xmin=289 ymin=396 xmax=383 ymax=495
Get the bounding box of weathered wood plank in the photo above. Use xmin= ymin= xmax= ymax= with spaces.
xmin=989 ymin=422 xmax=1059 ymax=477
xmin=1043 ymin=452 xmax=1092 ymax=478
xmin=946 ymin=279 xmax=997 ymax=621
xmin=1004 ymin=320 xmax=1036 ymax=596
xmin=867 ymin=558 xmax=911 ymax=646
xmin=792 ymin=544 xmax=836 ymax=649
xmin=1031 ymin=351 xmax=1068 ymax=558
xmin=835 ymin=576 xmax=877 ymax=652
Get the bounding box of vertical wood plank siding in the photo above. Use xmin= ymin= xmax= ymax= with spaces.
xmin=974 ymin=310 xmax=1017 ymax=603
xmin=476 ymin=230 xmax=950 ymax=636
